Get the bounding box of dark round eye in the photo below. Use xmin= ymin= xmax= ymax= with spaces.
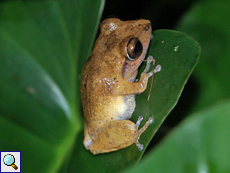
xmin=126 ymin=37 xmax=143 ymax=60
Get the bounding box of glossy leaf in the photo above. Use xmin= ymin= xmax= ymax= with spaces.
xmin=69 ymin=30 xmax=200 ymax=172
xmin=0 ymin=0 xmax=200 ymax=172
xmin=123 ymin=99 xmax=230 ymax=173
xmin=176 ymin=0 xmax=230 ymax=112
xmin=0 ymin=0 xmax=104 ymax=172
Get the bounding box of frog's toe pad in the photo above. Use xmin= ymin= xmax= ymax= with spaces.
xmin=148 ymin=117 xmax=154 ymax=124
xmin=137 ymin=143 xmax=144 ymax=151
xmin=154 ymin=65 xmax=161 ymax=73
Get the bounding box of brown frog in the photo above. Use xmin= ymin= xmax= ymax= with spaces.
xmin=81 ymin=18 xmax=161 ymax=155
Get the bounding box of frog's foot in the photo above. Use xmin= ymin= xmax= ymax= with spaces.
xmin=135 ymin=116 xmax=154 ymax=151
xmin=142 ymin=56 xmax=161 ymax=77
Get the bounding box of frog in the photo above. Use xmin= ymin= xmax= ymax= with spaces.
xmin=81 ymin=18 xmax=161 ymax=155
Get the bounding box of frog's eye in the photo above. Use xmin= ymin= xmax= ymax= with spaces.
xmin=126 ymin=37 xmax=143 ymax=60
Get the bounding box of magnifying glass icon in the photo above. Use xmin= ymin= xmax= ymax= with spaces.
xmin=3 ymin=154 xmax=18 ymax=170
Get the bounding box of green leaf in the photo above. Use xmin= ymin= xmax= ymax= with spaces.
xmin=176 ymin=0 xmax=230 ymax=112
xmin=123 ymin=99 xmax=230 ymax=173
xmin=68 ymin=30 xmax=200 ymax=172
xmin=0 ymin=0 xmax=104 ymax=172
xmin=0 ymin=0 xmax=200 ymax=172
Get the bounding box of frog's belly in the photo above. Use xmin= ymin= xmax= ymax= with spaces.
xmin=85 ymin=95 xmax=136 ymax=139
xmin=108 ymin=95 xmax=136 ymax=120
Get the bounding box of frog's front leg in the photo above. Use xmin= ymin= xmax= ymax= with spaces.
xmin=113 ymin=56 xmax=161 ymax=95
xmin=87 ymin=116 xmax=153 ymax=155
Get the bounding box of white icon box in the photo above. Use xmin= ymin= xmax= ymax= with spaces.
xmin=1 ymin=151 xmax=21 ymax=173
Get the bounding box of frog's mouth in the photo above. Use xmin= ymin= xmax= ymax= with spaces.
xmin=122 ymin=22 xmax=152 ymax=82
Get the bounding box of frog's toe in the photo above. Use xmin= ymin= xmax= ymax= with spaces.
xmin=136 ymin=116 xmax=144 ymax=128
xmin=154 ymin=65 xmax=161 ymax=73
xmin=146 ymin=63 xmax=161 ymax=77
xmin=147 ymin=71 xmax=154 ymax=77
xmin=142 ymin=56 xmax=154 ymax=74
xmin=136 ymin=141 xmax=144 ymax=151
xmin=148 ymin=117 xmax=154 ymax=124
xmin=147 ymin=56 xmax=153 ymax=61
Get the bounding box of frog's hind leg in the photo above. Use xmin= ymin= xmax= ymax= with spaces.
xmin=83 ymin=122 xmax=93 ymax=149
xmin=88 ymin=117 xmax=153 ymax=155
xmin=135 ymin=116 xmax=154 ymax=151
